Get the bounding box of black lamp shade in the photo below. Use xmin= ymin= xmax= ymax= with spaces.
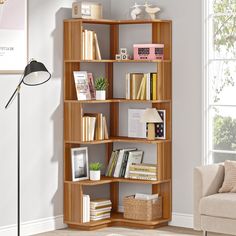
xmin=23 ymin=60 xmax=51 ymax=86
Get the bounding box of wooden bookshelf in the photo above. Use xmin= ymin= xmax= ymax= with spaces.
xmin=63 ymin=18 xmax=172 ymax=230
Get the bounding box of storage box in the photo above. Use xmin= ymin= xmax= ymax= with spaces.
xmin=133 ymin=44 xmax=164 ymax=60
xmin=123 ymin=195 xmax=162 ymax=221
xmin=72 ymin=1 xmax=103 ymax=19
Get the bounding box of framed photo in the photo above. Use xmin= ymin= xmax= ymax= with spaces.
xmin=0 ymin=0 xmax=27 ymax=73
xmin=71 ymin=147 xmax=89 ymax=181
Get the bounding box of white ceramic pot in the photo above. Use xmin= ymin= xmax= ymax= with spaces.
xmin=90 ymin=170 xmax=101 ymax=181
xmin=96 ymin=90 xmax=106 ymax=100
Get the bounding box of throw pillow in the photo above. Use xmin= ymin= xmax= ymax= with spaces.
xmin=219 ymin=160 xmax=236 ymax=193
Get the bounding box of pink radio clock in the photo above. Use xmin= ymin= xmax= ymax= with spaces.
xmin=133 ymin=44 xmax=164 ymax=60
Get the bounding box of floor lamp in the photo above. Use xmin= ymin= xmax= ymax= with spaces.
xmin=5 ymin=60 xmax=51 ymax=236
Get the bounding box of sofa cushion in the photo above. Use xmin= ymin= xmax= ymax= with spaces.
xmin=200 ymin=193 xmax=236 ymax=219
xmin=219 ymin=160 xmax=236 ymax=193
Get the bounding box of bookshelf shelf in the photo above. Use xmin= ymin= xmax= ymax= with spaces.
xmin=64 ymin=17 xmax=172 ymax=230
xmin=64 ymin=99 xmax=171 ymax=104
xmin=65 ymin=213 xmax=170 ymax=230
xmin=65 ymin=177 xmax=171 ymax=186
xmin=64 ymin=59 xmax=172 ymax=63
xmin=65 ymin=137 xmax=172 ymax=145
xmin=64 ymin=18 xmax=172 ymax=25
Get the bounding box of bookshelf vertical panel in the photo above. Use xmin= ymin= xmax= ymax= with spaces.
xmin=64 ymin=102 xmax=83 ymax=142
xmin=110 ymin=103 xmax=119 ymax=136
xmin=160 ymin=182 xmax=172 ymax=219
xmin=106 ymin=63 xmax=113 ymax=99
xmin=64 ymin=21 xmax=83 ymax=60
xmin=110 ymin=182 xmax=119 ymax=212
xmin=64 ymin=62 xmax=80 ymax=100
xmin=157 ymin=62 xmax=172 ymax=101
xmin=64 ymin=182 xmax=72 ymax=222
xmin=110 ymin=24 xmax=119 ymax=59
xmin=106 ymin=143 xmax=113 ymax=165
xmin=152 ymin=22 xmax=172 ymax=60
xmin=157 ymin=142 xmax=172 ymax=180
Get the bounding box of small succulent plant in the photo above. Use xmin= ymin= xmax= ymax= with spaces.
xmin=89 ymin=162 xmax=103 ymax=171
xmin=94 ymin=77 xmax=109 ymax=90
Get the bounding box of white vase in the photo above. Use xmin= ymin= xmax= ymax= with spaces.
xmin=90 ymin=170 xmax=101 ymax=181
xmin=96 ymin=90 xmax=106 ymax=100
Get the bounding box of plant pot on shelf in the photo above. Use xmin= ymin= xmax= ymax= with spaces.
xmin=90 ymin=170 xmax=101 ymax=181
xmin=96 ymin=90 xmax=106 ymax=100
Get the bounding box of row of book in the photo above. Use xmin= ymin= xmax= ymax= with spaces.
xmin=90 ymin=199 xmax=112 ymax=221
xmin=74 ymin=71 xmax=96 ymax=100
xmin=82 ymin=113 xmax=109 ymax=141
xmin=83 ymin=197 xmax=112 ymax=222
xmin=129 ymin=163 xmax=157 ymax=181
xmin=126 ymin=72 xmax=158 ymax=100
xmin=82 ymin=29 xmax=102 ymax=60
xmin=105 ymin=148 xmax=144 ymax=178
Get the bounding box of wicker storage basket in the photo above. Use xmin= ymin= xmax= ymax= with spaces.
xmin=123 ymin=195 xmax=162 ymax=221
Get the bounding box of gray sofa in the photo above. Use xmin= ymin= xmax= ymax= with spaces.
xmin=194 ymin=163 xmax=236 ymax=235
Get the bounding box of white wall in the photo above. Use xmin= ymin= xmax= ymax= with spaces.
xmin=0 ymin=0 xmax=202 ymax=233
xmin=0 ymin=0 xmax=110 ymax=232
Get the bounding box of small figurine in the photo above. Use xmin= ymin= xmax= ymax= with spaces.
xmin=130 ymin=3 xmax=142 ymax=20
xmin=144 ymin=1 xmax=160 ymax=20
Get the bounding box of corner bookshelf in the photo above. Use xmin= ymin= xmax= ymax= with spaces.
xmin=63 ymin=18 xmax=172 ymax=230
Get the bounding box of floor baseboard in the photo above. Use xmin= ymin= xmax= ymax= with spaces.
xmin=0 ymin=215 xmax=66 ymax=236
xmin=118 ymin=205 xmax=193 ymax=229
xmin=0 ymin=210 xmax=193 ymax=235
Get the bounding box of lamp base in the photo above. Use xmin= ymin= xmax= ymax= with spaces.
xmin=147 ymin=123 xmax=155 ymax=140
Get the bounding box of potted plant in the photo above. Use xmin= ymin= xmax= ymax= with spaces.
xmin=89 ymin=162 xmax=102 ymax=181
xmin=94 ymin=76 xmax=108 ymax=100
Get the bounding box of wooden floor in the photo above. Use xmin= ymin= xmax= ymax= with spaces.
xmin=36 ymin=226 xmax=225 ymax=236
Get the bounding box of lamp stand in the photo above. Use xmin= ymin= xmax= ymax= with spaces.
xmin=17 ymin=91 xmax=21 ymax=236
xmin=147 ymin=123 xmax=155 ymax=140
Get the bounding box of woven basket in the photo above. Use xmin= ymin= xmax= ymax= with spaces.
xmin=123 ymin=195 xmax=162 ymax=221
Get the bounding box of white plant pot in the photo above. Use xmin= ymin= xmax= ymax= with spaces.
xmin=90 ymin=170 xmax=101 ymax=181
xmin=96 ymin=90 xmax=106 ymax=100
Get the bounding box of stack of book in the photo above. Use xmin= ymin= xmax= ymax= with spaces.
xmin=105 ymin=149 xmax=144 ymax=178
xmin=126 ymin=72 xmax=157 ymax=100
xmin=128 ymin=163 xmax=157 ymax=180
xmin=90 ymin=199 xmax=112 ymax=221
xmin=82 ymin=29 xmax=101 ymax=60
xmin=83 ymin=195 xmax=90 ymax=223
xmin=82 ymin=113 xmax=109 ymax=141
xmin=74 ymin=71 xmax=96 ymax=100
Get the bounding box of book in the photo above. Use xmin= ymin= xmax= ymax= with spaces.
xmin=94 ymin=33 xmax=101 ymax=60
xmin=124 ymin=150 xmax=143 ymax=178
xmin=128 ymin=173 xmax=157 ymax=180
xmin=126 ymin=73 xmax=130 ymax=99
xmin=90 ymin=207 xmax=112 ymax=213
xmin=129 ymin=170 xmax=157 ymax=176
xmin=103 ymin=116 xmax=109 ymax=139
xmin=90 ymin=213 xmax=110 ymax=221
xmin=152 ymin=73 xmax=157 ymax=100
xmin=130 ymin=73 xmax=143 ymax=100
xmin=113 ymin=148 xmax=136 ymax=178
xmin=140 ymin=74 xmax=147 ymax=100
xmin=90 ymin=199 xmax=112 ymax=207
xmin=83 ymin=195 xmax=90 ymax=223
xmin=87 ymin=73 xmax=96 ymax=99
xmin=135 ymin=193 xmax=159 ymax=200
xmin=146 ymin=73 xmax=151 ymax=100
xmin=74 ymin=71 xmax=91 ymax=100
xmin=105 ymin=151 xmax=115 ymax=176
xmin=128 ymin=109 xmax=146 ymax=138
xmin=136 ymin=75 xmax=145 ymax=100
xmin=129 ymin=163 xmax=157 ymax=172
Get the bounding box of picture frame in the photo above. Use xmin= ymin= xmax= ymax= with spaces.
xmin=0 ymin=0 xmax=28 ymax=74
xmin=71 ymin=147 xmax=89 ymax=181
